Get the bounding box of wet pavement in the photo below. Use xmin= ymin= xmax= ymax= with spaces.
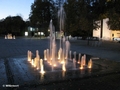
xmin=0 ymin=59 xmax=7 ymax=87
xmin=2 ymin=55 xmax=120 ymax=90
xmin=0 ymin=38 xmax=120 ymax=90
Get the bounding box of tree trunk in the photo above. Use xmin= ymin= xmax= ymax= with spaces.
xmin=100 ymin=19 xmax=103 ymax=38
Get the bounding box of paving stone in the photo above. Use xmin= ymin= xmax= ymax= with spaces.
xmin=0 ymin=59 xmax=8 ymax=89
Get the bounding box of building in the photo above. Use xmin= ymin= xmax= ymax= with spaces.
xmin=93 ymin=18 xmax=120 ymax=41
xmin=25 ymin=26 xmax=45 ymax=37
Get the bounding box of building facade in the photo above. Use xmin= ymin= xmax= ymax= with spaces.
xmin=93 ymin=18 xmax=120 ymax=41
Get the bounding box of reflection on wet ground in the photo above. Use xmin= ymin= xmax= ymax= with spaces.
xmin=3 ymin=55 xmax=120 ymax=89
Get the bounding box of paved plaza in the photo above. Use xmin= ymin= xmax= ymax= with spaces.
xmin=0 ymin=37 xmax=120 ymax=90
xmin=0 ymin=38 xmax=120 ymax=61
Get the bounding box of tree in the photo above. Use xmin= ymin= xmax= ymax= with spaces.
xmin=0 ymin=16 xmax=26 ymax=35
xmin=64 ymin=0 xmax=95 ymax=37
xmin=106 ymin=0 xmax=120 ymax=30
xmin=29 ymin=0 xmax=56 ymax=37
xmin=64 ymin=0 xmax=78 ymax=36
xmin=0 ymin=19 xmax=5 ymax=34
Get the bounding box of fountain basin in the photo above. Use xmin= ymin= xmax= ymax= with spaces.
xmin=6 ymin=55 xmax=120 ymax=88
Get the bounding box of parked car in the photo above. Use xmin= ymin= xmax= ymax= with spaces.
xmin=113 ymin=37 xmax=120 ymax=41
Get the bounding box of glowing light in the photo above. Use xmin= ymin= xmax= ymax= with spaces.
xmin=62 ymin=62 xmax=66 ymax=71
xmin=62 ymin=67 xmax=66 ymax=71
xmin=88 ymin=66 xmax=92 ymax=69
xmin=38 ymin=32 xmax=40 ymax=35
xmin=58 ymin=52 xmax=61 ymax=59
xmin=80 ymin=66 xmax=83 ymax=69
xmin=36 ymin=68 xmax=39 ymax=70
xmin=25 ymin=32 xmax=28 ymax=36
xmin=48 ymin=29 xmax=50 ymax=32
xmin=88 ymin=59 xmax=92 ymax=69
xmin=77 ymin=61 xmax=80 ymax=64
xmin=5 ymin=34 xmax=13 ymax=39
xmin=78 ymin=53 xmax=81 ymax=64
xmin=41 ymin=32 xmax=44 ymax=35
xmin=40 ymin=59 xmax=45 ymax=73
xmin=61 ymin=61 xmax=65 ymax=64
xmin=83 ymin=54 xmax=86 ymax=66
xmin=62 ymin=68 xmax=66 ymax=71
xmin=53 ymin=64 xmax=56 ymax=67
xmin=28 ymin=58 xmax=30 ymax=61
xmin=40 ymin=71 xmax=45 ymax=74
xmin=27 ymin=50 xmax=32 ymax=62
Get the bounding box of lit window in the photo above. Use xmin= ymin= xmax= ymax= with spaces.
xmin=25 ymin=32 xmax=28 ymax=36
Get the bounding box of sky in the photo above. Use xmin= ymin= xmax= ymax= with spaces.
xmin=0 ymin=0 xmax=34 ymax=20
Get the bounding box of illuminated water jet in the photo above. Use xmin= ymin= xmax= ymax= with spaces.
xmin=77 ymin=53 xmax=81 ymax=64
xmin=27 ymin=6 xmax=93 ymax=75
xmin=88 ymin=59 xmax=92 ymax=69
xmin=40 ymin=59 xmax=45 ymax=74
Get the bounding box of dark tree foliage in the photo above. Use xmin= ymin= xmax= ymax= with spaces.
xmin=92 ymin=0 xmax=120 ymax=31
xmin=0 ymin=19 xmax=5 ymax=34
xmin=106 ymin=0 xmax=120 ymax=30
xmin=29 ymin=0 xmax=56 ymax=34
xmin=64 ymin=0 xmax=77 ymax=36
xmin=64 ymin=0 xmax=96 ymax=37
xmin=29 ymin=0 xmax=57 ymax=37
xmin=0 ymin=16 xmax=26 ymax=36
xmin=28 ymin=0 xmax=120 ymax=38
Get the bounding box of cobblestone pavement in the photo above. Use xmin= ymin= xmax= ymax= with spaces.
xmin=69 ymin=39 xmax=120 ymax=62
xmin=0 ymin=38 xmax=49 ymax=58
xmin=0 ymin=38 xmax=120 ymax=61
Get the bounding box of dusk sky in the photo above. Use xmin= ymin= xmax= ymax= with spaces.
xmin=0 ymin=0 xmax=34 ymax=20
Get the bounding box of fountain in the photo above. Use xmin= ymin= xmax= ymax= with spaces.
xmin=40 ymin=59 xmax=45 ymax=74
xmin=77 ymin=53 xmax=81 ymax=64
xmin=35 ymin=50 xmax=40 ymax=70
xmin=73 ymin=58 xmax=76 ymax=69
xmin=5 ymin=34 xmax=15 ymax=39
xmin=58 ymin=6 xmax=66 ymax=49
xmin=27 ymin=19 xmax=93 ymax=73
xmin=27 ymin=50 xmax=32 ymax=62
xmin=44 ymin=50 xmax=47 ymax=60
xmin=73 ymin=52 xmax=76 ymax=61
xmin=28 ymin=7 xmax=92 ymax=76
xmin=88 ymin=59 xmax=92 ymax=68
xmin=69 ymin=50 xmax=72 ymax=60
